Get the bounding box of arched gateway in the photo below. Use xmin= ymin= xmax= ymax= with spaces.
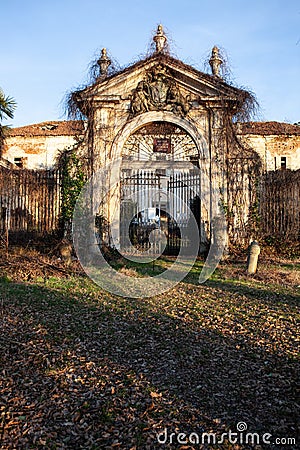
xmin=120 ymin=119 xmax=205 ymax=253
xmin=109 ymin=111 xmax=210 ymax=254
xmin=72 ymin=25 xmax=258 ymax=252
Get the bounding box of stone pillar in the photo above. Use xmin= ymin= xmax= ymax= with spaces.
xmin=209 ymin=107 xmax=227 ymax=215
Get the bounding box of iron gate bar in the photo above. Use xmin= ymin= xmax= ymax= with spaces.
xmin=120 ymin=168 xmax=201 ymax=255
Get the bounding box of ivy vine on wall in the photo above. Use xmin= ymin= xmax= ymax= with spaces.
xmin=57 ymin=147 xmax=86 ymax=233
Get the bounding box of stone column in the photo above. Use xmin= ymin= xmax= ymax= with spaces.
xmin=209 ymin=106 xmax=228 ymax=243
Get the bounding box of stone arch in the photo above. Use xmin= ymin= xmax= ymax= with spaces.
xmin=107 ymin=111 xmax=211 ymax=253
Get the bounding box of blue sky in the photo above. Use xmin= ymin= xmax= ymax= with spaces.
xmin=2 ymin=0 xmax=300 ymax=127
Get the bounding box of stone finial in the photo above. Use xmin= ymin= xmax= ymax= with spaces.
xmin=153 ymin=24 xmax=167 ymax=53
xmin=97 ymin=48 xmax=111 ymax=77
xmin=209 ymin=46 xmax=223 ymax=77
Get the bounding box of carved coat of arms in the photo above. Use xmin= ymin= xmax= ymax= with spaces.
xmin=130 ymin=65 xmax=190 ymax=117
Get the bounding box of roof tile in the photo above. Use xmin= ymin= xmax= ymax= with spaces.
xmin=8 ymin=121 xmax=85 ymax=137
xmin=237 ymin=121 xmax=300 ymax=136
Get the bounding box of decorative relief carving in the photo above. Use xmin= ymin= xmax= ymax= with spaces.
xmin=130 ymin=65 xmax=191 ymax=117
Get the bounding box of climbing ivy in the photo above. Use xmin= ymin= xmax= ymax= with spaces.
xmin=58 ymin=147 xmax=86 ymax=233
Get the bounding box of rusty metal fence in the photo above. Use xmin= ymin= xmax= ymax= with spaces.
xmin=260 ymin=169 xmax=300 ymax=241
xmin=0 ymin=167 xmax=61 ymax=235
xmin=1 ymin=165 xmax=299 ymax=245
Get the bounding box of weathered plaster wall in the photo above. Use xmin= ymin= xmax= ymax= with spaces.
xmin=243 ymin=134 xmax=300 ymax=171
xmin=3 ymin=135 xmax=78 ymax=169
xmin=236 ymin=122 xmax=300 ymax=171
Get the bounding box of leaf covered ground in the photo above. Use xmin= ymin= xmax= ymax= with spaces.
xmin=0 ymin=248 xmax=299 ymax=449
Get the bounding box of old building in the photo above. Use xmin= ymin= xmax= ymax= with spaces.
xmin=236 ymin=121 xmax=300 ymax=171
xmin=2 ymin=121 xmax=84 ymax=169
xmin=2 ymin=26 xmax=299 ymax=248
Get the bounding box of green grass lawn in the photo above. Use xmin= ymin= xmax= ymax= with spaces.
xmin=0 ymin=255 xmax=299 ymax=449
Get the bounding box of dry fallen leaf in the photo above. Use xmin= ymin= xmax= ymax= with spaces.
xmin=0 ymin=247 xmax=298 ymax=449
xmin=150 ymin=391 xmax=162 ymax=398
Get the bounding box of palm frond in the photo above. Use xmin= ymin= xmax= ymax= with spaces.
xmin=0 ymin=88 xmax=17 ymax=121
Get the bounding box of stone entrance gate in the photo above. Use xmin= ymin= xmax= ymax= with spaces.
xmin=73 ymin=25 xmax=260 ymax=250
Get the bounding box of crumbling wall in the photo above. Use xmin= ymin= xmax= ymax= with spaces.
xmin=3 ymin=135 xmax=79 ymax=169
xmin=236 ymin=122 xmax=300 ymax=171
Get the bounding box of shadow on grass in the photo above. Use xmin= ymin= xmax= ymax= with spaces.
xmin=0 ymin=278 xmax=299 ymax=449
xmin=201 ymin=277 xmax=300 ymax=306
xmin=123 ymin=257 xmax=300 ymax=306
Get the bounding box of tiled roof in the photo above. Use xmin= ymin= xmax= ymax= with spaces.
xmin=7 ymin=120 xmax=300 ymax=138
xmin=8 ymin=121 xmax=85 ymax=137
xmin=237 ymin=121 xmax=300 ymax=136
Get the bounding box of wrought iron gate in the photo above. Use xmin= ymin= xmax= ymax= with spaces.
xmin=120 ymin=169 xmax=201 ymax=255
xmin=167 ymin=172 xmax=201 ymax=254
